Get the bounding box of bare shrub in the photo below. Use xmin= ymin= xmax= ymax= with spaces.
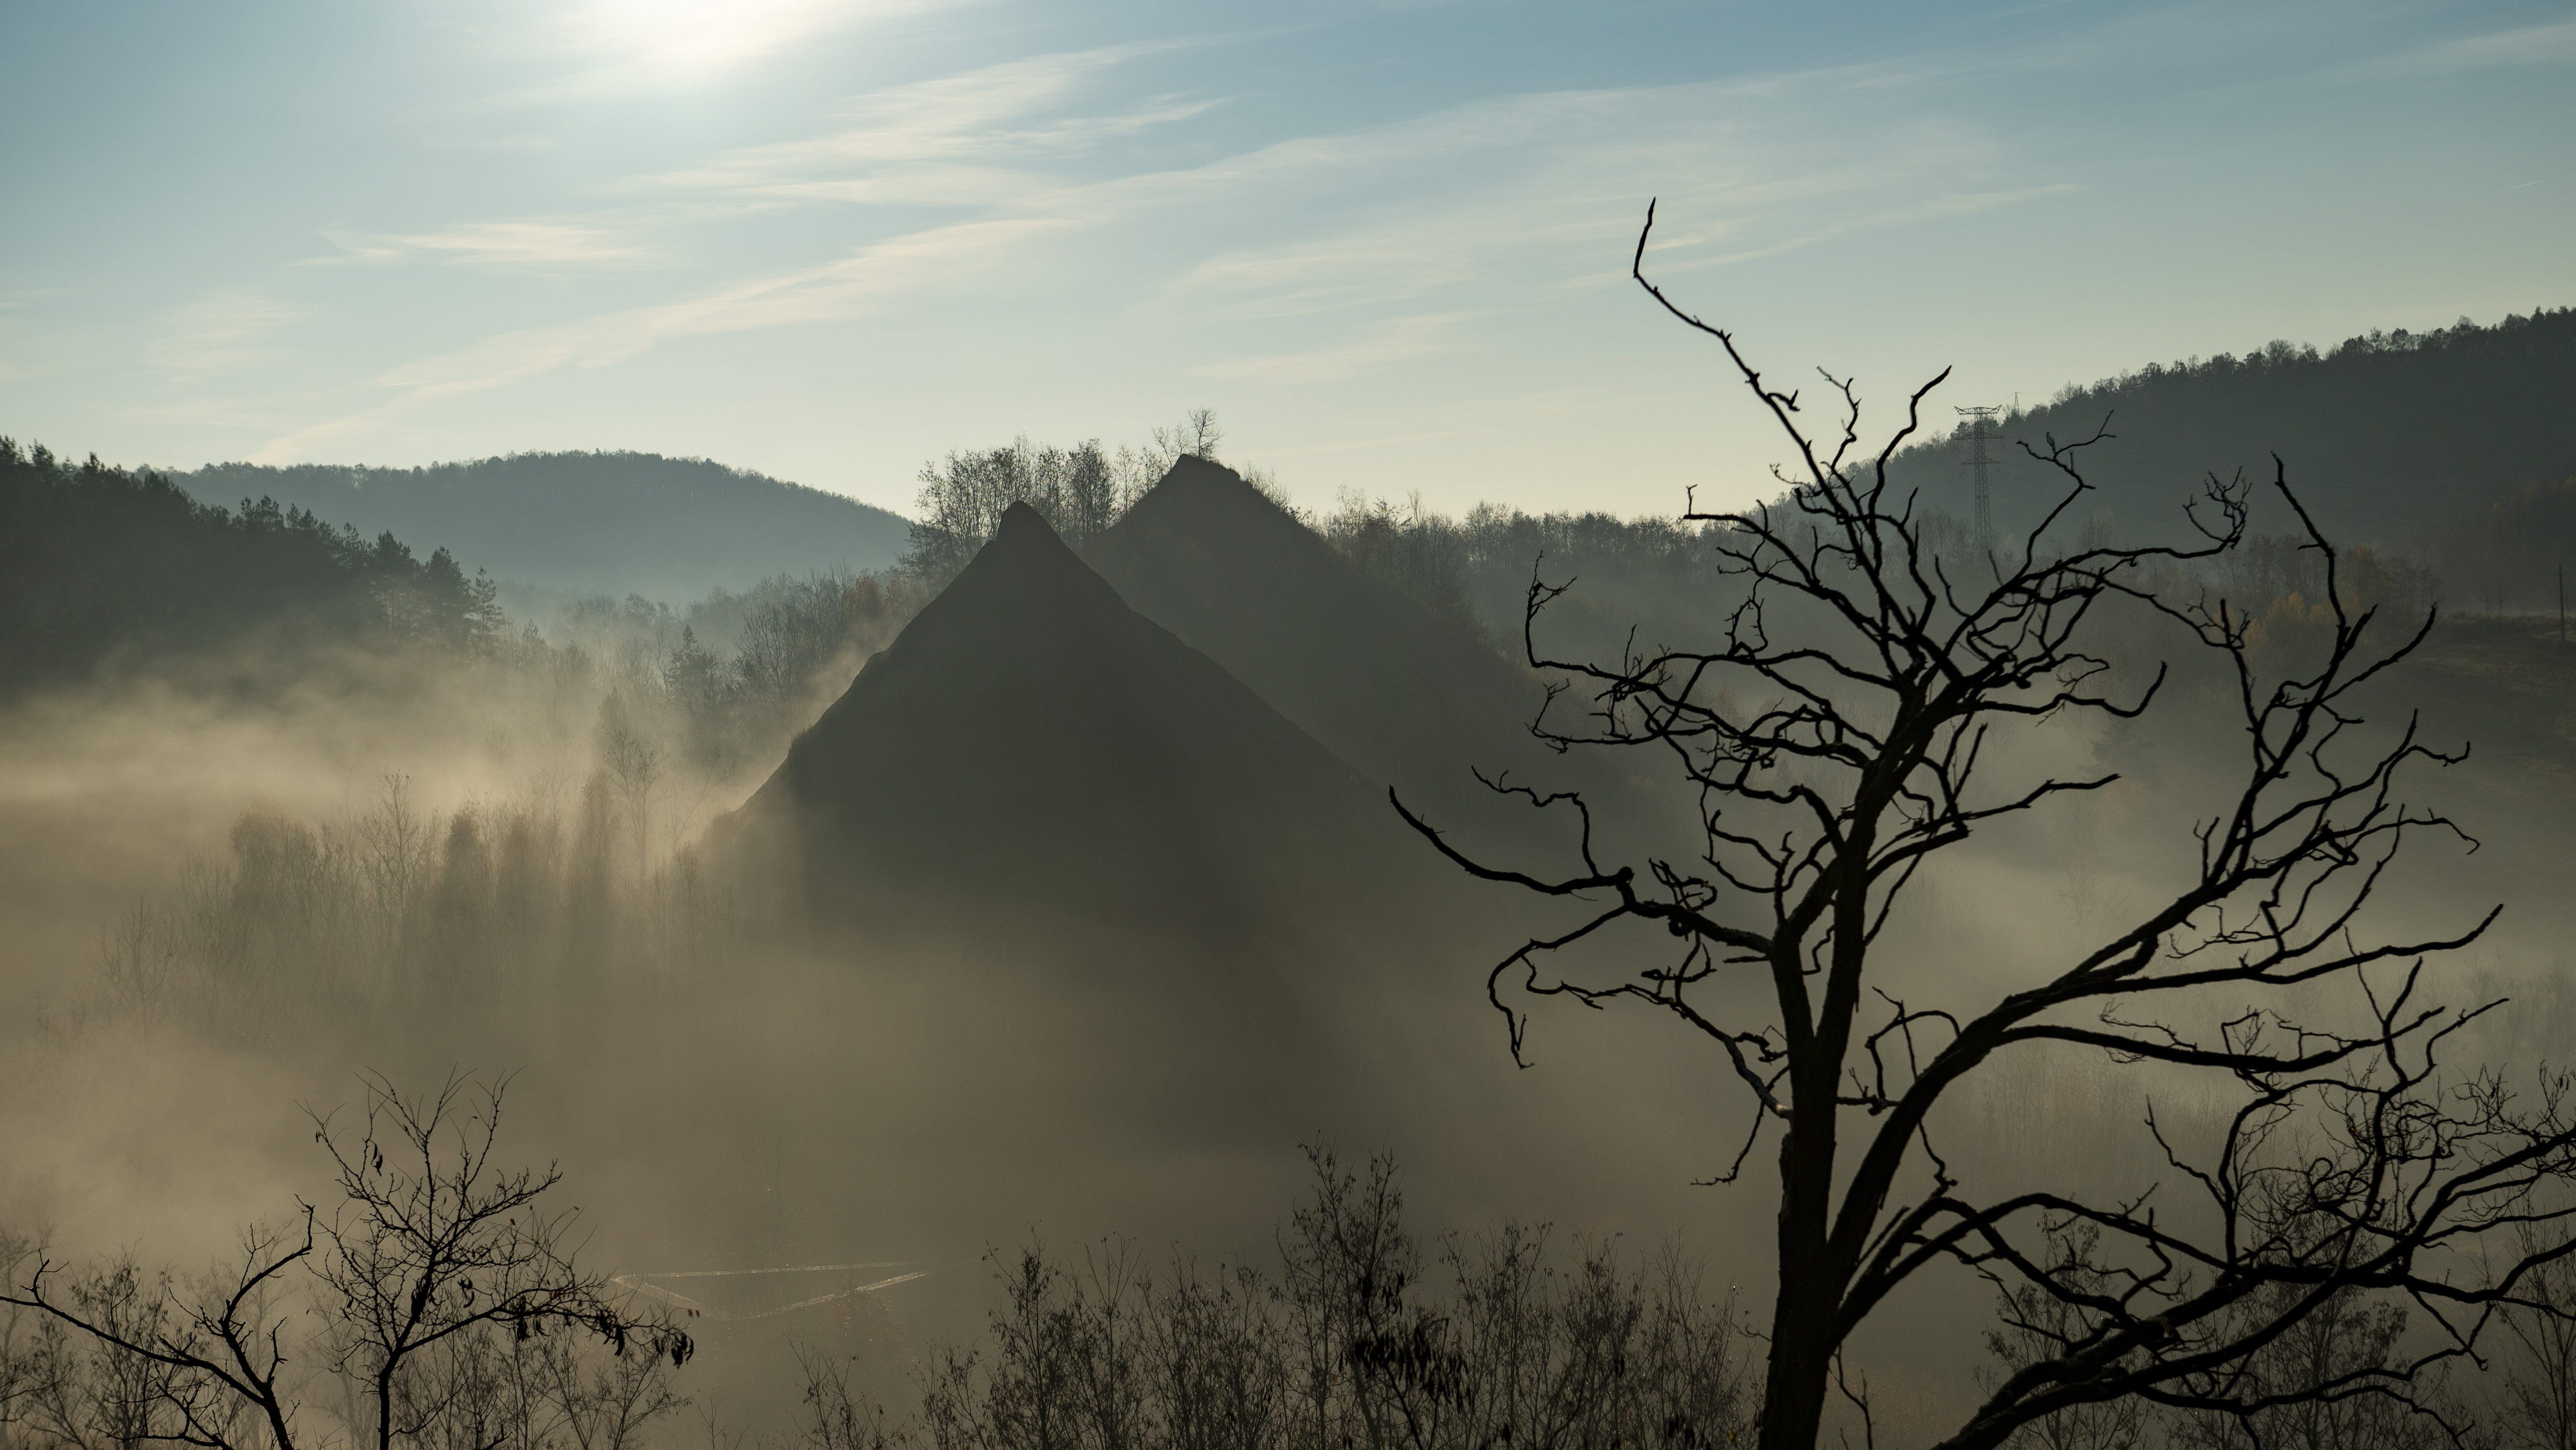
xmin=888 ymin=1146 xmax=1749 ymax=1450
xmin=1 ymin=1074 xmax=690 ymax=1450
xmin=2498 ymin=1220 xmax=2576 ymax=1450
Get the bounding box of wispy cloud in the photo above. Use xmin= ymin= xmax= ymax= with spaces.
xmin=250 ymin=215 xmax=1067 ymax=461
xmin=622 ymin=46 xmax=1212 ymax=201
xmin=1170 ymin=232 xmax=1484 ymax=321
xmin=147 ymin=289 xmax=301 ymax=381
xmin=1195 ymin=312 xmax=1479 ymax=384
xmin=2372 ymin=19 xmax=2576 ymax=75
xmin=251 ymin=39 xmax=2074 ymax=456
xmin=1648 ymin=183 xmax=2085 ymax=275
xmin=315 ymin=220 xmax=664 ymax=271
xmin=390 ymin=216 xmax=1066 ymax=387
xmin=1154 ymin=74 xmax=2045 ymax=324
xmin=1258 ymin=382 xmax=1671 ymax=467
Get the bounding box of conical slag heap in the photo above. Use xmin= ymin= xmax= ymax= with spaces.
xmin=1091 ymin=456 xmax=1670 ymax=846
xmin=730 ymin=501 xmax=1398 ymax=934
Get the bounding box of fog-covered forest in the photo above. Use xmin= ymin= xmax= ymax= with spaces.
xmin=7 ymin=0 xmax=2576 ymax=1416
xmin=13 ymin=265 xmax=2576 ymax=1447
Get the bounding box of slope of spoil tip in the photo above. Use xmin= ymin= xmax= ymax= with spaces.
xmin=726 ymin=502 xmax=1410 ymax=937
xmin=694 ymin=503 xmax=1715 ymax=1255
xmin=1089 ymin=457 xmax=1685 ymax=857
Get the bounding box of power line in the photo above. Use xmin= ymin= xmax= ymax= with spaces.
xmin=610 ymin=1264 xmax=938 ymax=1323
xmin=1957 ymin=406 xmax=2003 ymax=549
xmin=621 ymin=1260 xmax=913 ymax=1281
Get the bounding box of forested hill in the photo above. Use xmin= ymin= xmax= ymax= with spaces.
xmin=1887 ymin=307 xmax=2576 ymax=607
xmin=179 ymin=450 xmax=911 ymax=602
xmin=1 ymin=439 xmax=503 ymax=693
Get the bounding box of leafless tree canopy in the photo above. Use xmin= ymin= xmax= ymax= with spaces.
xmin=1394 ymin=201 xmax=2576 ymax=1449
xmin=897 ymin=1146 xmax=1752 ymax=1450
xmin=903 ymin=411 xmax=1234 ymax=577
xmin=1 ymin=1074 xmax=689 ymax=1450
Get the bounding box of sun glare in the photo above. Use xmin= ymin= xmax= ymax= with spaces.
xmin=565 ymin=0 xmax=869 ymax=77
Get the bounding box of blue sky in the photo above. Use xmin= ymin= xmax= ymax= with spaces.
xmin=1 ymin=0 xmax=2569 ymax=519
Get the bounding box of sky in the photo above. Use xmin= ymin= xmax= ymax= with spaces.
xmin=0 ymin=0 xmax=2569 ymax=521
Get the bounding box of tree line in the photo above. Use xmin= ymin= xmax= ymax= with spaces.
xmin=1888 ymin=306 xmax=2576 ymax=608
xmin=4 ymin=1072 xmax=1754 ymax=1450
xmin=24 ymin=1073 xmax=2576 ymax=1450
xmin=899 ymin=409 xmax=1245 ymax=575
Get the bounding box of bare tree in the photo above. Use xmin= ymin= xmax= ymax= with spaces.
xmin=1158 ymin=409 xmax=1223 ymax=463
xmin=2160 ymin=1286 xmax=2452 ymax=1450
xmin=1393 ymin=201 xmax=2576 ymax=1448
xmin=906 ymin=427 xmax=1183 ymax=571
xmin=357 ymin=774 xmax=428 ymax=949
xmin=2499 ymin=1220 xmax=2576 ymax=1449
xmin=1054 ymin=441 xmax=1121 ymax=551
xmin=1141 ymin=1259 xmax=1287 ymax=1450
xmin=0 ymin=1230 xmax=47 ymax=1436
xmin=3 ymin=1215 xmax=318 ymax=1450
xmin=1 ymin=1073 xmax=688 ymax=1450
xmin=594 ymin=693 xmax=663 ymax=875
xmin=310 ymin=1072 xmax=688 ymax=1450
xmin=788 ymin=1343 xmax=905 ymax=1450
xmin=900 ymin=1145 xmax=1747 ymax=1450
xmin=1979 ymin=1228 xmax=2147 ymax=1450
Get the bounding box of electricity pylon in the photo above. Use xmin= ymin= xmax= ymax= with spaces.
xmin=1958 ymin=405 xmax=2003 ymax=551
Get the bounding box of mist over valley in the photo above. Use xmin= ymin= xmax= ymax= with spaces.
xmin=6 ymin=6 xmax=2574 ymax=1444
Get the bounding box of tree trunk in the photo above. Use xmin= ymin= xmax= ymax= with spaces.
xmin=1760 ymin=1076 xmax=1843 ymax=1449
xmin=1758 ymin=1327 xmax=1834 ymax=1450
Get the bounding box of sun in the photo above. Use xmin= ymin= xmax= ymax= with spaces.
xmin=564 ymin=0 xmax=865 ymax=78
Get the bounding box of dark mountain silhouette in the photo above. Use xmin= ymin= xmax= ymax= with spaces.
xmin=180 ymin=450 xmax=910 ymax=602
xmin=727 ymin=499 xmax=1417 ymax=939
xmin=1889 ymin=306 xmax=2576 ymax=564
xmin=1089 ymin=457 xmax=1677 ymax=853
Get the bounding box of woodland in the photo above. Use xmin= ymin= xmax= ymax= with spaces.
xmin=7 ymin=278 xmax=2576 ymax=1449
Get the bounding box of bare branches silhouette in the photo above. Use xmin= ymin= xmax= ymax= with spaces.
xmin=2 ymin=1073 xmax=690 ymax=1450
xmin=1394 ymin=201 xmax=2576 ymax=1449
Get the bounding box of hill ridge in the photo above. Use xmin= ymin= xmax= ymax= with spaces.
xmin=180 ymin=448 xmax=911 ymax=601
xmin=1886 ymin=305 xmax=2576 ymax=562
